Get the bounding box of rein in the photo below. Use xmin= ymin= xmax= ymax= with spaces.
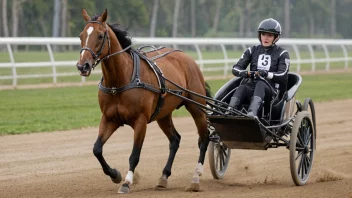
xmin=79 ymin=20 xmax=132 ymax=70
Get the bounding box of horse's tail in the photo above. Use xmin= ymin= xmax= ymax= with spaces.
xmin=205 ymin=82 xmax=212 ymax=98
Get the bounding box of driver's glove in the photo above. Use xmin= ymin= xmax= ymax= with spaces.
xmin=257 ymin=70 xmax=268 ymax=78
xmin=232 ymin=69 xmax=248 ymax=78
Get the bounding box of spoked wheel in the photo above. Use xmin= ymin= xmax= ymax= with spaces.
xmin=303 ymin=98 xmax=317 ymax=134
xmin=208 ymin=138 xmax=231 ymax=179
xmin=290 ymin=111 xmax=316 ymax=186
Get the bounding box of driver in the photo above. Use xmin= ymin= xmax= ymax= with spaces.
xmin=227 ymin=18 xmax=290 ymax=117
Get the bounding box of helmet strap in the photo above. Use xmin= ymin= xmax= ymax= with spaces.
xmin=273 ymin=35 xmax=280 ymax=44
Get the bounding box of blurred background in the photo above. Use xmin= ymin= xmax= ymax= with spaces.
xmin=1 ymin=0 xmax=352 ymax=134
xmin=0 ymin=0 xmax=351 ymax=38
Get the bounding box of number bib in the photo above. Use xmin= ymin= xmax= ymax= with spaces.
xmin=257 ymin=54 xmax=271 ymax=70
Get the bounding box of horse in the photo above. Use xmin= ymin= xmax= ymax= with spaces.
xmin=76 ymin=8 xmax=212 ymax=194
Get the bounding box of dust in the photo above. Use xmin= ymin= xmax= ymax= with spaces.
xmin=316 ymin=169 xmax=345 ymax=182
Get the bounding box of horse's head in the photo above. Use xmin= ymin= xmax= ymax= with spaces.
xmin=76 ymin=9 xmax=110 ymax=76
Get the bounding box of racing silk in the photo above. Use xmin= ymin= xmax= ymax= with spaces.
xmin=232 ymin=45 xmax=290 ymax=88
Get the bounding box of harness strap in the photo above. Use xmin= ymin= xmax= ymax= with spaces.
xmin=135 ymin=50 xmax=168 ymax=122
xmin=137 ymin=45 xmax=165 ymax=54
xmin=131 ymin=51 xmax=140 ymax=82
xmin=98 ymin=79 xmax=163 ymax=95
xmin=98 ymin=49 xmax=183 ymax=122
xmin=98 ymin=51 xmax=162 ymax=95
xmin=150 ymin=49 xmax=182 ymax=61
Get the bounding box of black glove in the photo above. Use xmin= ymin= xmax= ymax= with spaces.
xmin=239 ymin=70 xmax=248 ymax=78
xmin=257 ymin=70 xmax=268 ymax=78
xmin=249 ymin=71 xmax=256 ymax=79
xmin=232 ymin=69 xmax=248 ymax=78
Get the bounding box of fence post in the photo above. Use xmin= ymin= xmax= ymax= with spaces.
xmin=340 ymin=45 xmax=348 ymax=69
xmin=307 ymin=45 xmax=316 ymax=72
xmin=7 ymin=44 xmax=17 ymax=87
xmin=46 ymin=44 xmax=57 ymax=84
xmin=322 ymin=44 xmax=330 ymax=71
xmin=292 ymin=44 xmax=301 ymax=73
xmin=194 ymin=44 xmax=204 ymax=71
xmin=220 ymin=44 xmax=229 ymax=76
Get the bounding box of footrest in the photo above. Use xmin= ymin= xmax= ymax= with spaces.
xmin=207 ymin=115 xmax=267 ymax=150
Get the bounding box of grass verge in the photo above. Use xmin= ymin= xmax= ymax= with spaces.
xmin=1 ymin=73 xmax=351 ymax=135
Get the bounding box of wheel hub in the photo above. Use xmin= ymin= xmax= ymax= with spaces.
xmin=304 ymin=146 xmax=309 ymax=154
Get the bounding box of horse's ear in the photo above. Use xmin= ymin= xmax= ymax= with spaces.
xmin=82 ymin=8 xmax=91 ymax=23
xmin=101 ymin=9 xmax=108 ymax=23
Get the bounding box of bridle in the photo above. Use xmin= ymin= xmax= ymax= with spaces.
xmin=80 ymin=20 xmax=132 ymax=69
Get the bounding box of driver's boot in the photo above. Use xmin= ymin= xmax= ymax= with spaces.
xmin=225 ymin=97 xmax=241 ymax=114
xmin=247 ymin=96 xmax=263 ymax=118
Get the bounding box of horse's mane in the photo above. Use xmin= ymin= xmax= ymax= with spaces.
xmin=91 ymin=14 xmax=132 ymax=50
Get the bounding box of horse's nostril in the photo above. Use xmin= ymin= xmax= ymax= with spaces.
xmin=83 ymin=62 xmax=90 ymax=71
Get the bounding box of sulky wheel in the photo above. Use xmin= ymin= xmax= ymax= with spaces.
xmin=290 ymin=111 xmax=316 ymax=186
xmin=303 ymin=98 xmax=316 ymax=136
xmin=208 ymin=139 xmax=231 ymax=179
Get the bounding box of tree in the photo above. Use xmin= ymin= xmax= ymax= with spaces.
xmin=2 ymin=0 xmax=9 ymax=37
xmin=191 ymin=0 xmax=196 ymax=37
xmin=244 ymin=0 xmax=253 ymax=37
xmin=11 ymin=0 xmax=20 ymax=38
xmin=11 ymin=0 xmax=21 ymax=51
xmin=52 ymin=0 xmax=61 ymax=37
xmin=61 ymin=0 xmax=67 ymax=37
xmin=212 ymin=1 xmax=222 ymax=33
xmin=236 ymin=0 xmax=245 ymax=37
xmin=284 ymin=0 xmax=290 ymax=37
xmin=172 ymin=0 xmax=181 ymax=37
xmin=150 ymin=0 xmax=159 ymax=37
xmin=0 ymin=0 xmax=352 ymax=40
xmin=61 ymin=0 xmax=68 ymax=51
xmin=330 ymin=0 xmax=336 ymax=36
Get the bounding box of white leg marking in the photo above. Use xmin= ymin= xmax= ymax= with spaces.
xmin=80 ymin=26 xmax=94 ymax=60
xmin=125 ymin=171 xmax=134 ymax=185
xmin=195 ymin=163 xmax=204 ymax=176
xmin=191 ymin=163 xmax=203 ymax=184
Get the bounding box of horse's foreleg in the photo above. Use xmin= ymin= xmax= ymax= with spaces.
xmin=118 ymin=116 xmax=147 ymax=194
xmin=156 ymin=114 xmax=181 ymax=189
xmin=93 ymin=116 xmax=121 ymax=184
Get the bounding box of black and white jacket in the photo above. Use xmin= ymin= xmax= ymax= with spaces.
xmin=233 ymin=44 xmax=290 ymax=87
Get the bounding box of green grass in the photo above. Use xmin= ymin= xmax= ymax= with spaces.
xmin=0 ymin=73 xmax=351 ymax=135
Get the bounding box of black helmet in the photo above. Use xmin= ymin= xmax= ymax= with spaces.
xmin=257 ymin=18 xmax=281 ymax=44
xmin=258 ymin=18 xmax=281 ymax=35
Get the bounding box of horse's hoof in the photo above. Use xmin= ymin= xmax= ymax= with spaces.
xmin=185 ymin=176 xmax=203 ymax=192
xmin=191 ymin=176 xmax=200 ymax=183
xmin=118 ymin=183 xmax=130 ymax=194
xmin=156 ymin=178 xmax=168 ymax=189
xmin=185 ymin=183 xmax=203 ymax=192
xmin=110 ymin=169 xmax=122 ymax=184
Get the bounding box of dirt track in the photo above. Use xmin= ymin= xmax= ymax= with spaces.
xmin=1 ymin=100 xmax=352 ymax=198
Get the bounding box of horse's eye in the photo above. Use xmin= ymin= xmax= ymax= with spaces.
xmin=98 ymin=34 xmax=104 ymax=40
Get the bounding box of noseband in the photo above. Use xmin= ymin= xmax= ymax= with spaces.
xmin=80 ymin=20 xmax=132 ymax=69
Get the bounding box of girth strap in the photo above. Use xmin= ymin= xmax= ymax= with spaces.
xmin=135 ymin=50 xmax=168 ymax=122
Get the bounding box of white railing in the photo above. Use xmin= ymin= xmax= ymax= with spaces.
xmin=0 ymin=37 xmax=351 ymax=87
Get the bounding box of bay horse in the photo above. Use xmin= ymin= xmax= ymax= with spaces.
xmin=76 ymin=9 xmax=211 ymax=194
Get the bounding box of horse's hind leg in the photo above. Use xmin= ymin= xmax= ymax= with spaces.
xmin=93 ymin=116 xmax=122 ymax=184
xmin=155 ymin=114 xmax=181 ymax=189
xmin=184 ymin=103 xmax=209 ymax=192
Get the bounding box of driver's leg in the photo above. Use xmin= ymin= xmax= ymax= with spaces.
xmin=247 ymin=81 xmax=272 ymax=117
xmin=227 ymin=84 xmax=251 ymax=113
